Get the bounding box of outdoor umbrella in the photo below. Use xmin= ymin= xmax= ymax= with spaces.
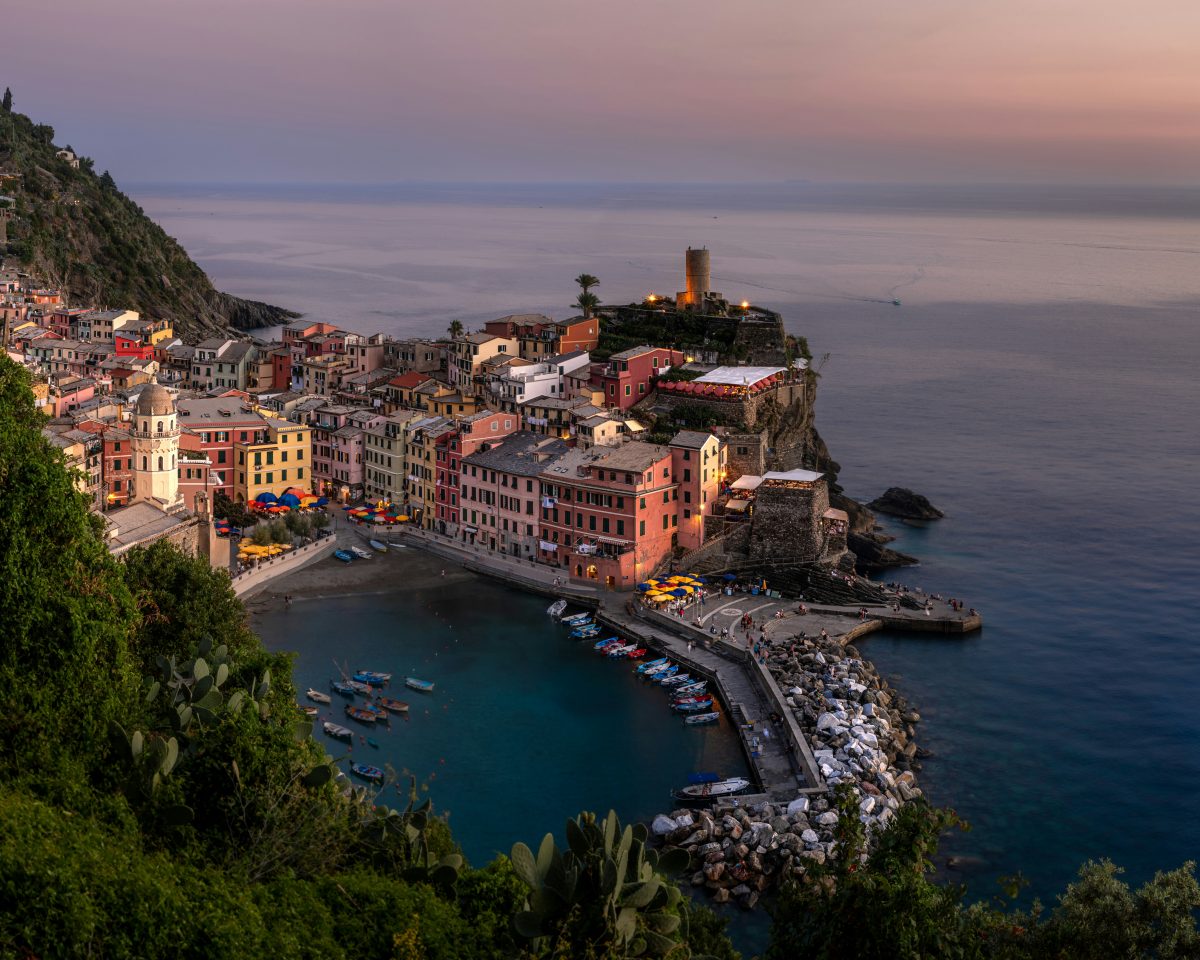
xmin=316 ymin=497 xmax=330 ymax=506
xmin=255 ymin=492 xmax=277 ymax=504
xmin=278 ymin=493 xmax=301 ymax=507
xmin=722 ymin=573 xmax=737 ymax=581
xmin=670 ymin=587 xmax=689 ymax=598
xmin=636 ymin=582 xmax=654 ymax=592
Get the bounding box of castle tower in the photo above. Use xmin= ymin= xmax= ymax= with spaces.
xmin=676 ymin=247 xmax=719 ymax=308
xmin=130 ymin=384 xmax=181 ymax=507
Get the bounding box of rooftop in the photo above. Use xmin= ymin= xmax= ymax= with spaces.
xmin=608 ymin=344 xmax=669 ymax=362
xmin=763 ymin=468 xmax=825 ymax=484
xmin=462 ymin=431 xmax=570 ymax=476
xmin=544 ymin=440 xmax=671 ymax=480
xmin=177 ymin=397 xmax=266 ymax=425
xmin=693 ymin=366 xmax=787 ymax=386
xmin=105 ymin=502 xmax=192 ymax=553
xmin=670 ymin=429 xmax=717 ymax=449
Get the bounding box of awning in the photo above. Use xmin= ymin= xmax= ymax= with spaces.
xmin=724 ymin=498 xmax=751 ymax=513
xmin=462 ymin=525 xmax=478 ymax=534
xmin=539 ymin=540 xmax=558 ymax=552
xmin=593 ymin=534 xmax=632 ymax=546
xmin=730 ymin=475 xmax=762 ymax=492
xmin=823 ymin=508 xmax=849 ymax=523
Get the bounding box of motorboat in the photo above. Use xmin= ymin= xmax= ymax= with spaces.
xmin=349 ymin=545 xmax=373 ymax=560
xmin=306 ymin=688 xmax=332 ymax=704
xmin=369 ymin=540 xmax=389 ymax=552
xmin=345 ymin=680 xmax=372 ymax=694
xmin=636 ymin=657 xmax=668 ymax=674
xmin=351 ymin=763 xmax=384 ymax=783
xmin=366 ymin=738 xmax=380 ymax=748
xmin=323 ymin=722 xmax=353 ymax=741
xmin=405 ymin=677 xmax=435 ymax=693
xmin=354 ymin=671 xmax=392 ymax=684
xmin=674 ymin=776 xmax=751 ymax=801
xmin=642 ymin=662 xmax=675 ymax=677
xmin=626 ymin=648 xmax=647 ymax=660
xmin=684 ymin=711 xmax=720 ymax=725
xmin=333 ymin=549 xmax=355 ymax=563
xmin=345 ymin=705 xmax=377 ymax=724
xmin=376 ymin=697 xmax=409 ymax=713
xmin=547 ymin=599 xmax=568 ymax=618
xmin=650 ymin=667 xmax=681 ymax=682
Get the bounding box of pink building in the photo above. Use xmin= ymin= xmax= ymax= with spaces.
xmin=308 ymin=405 xmax=381 ymax=501
xmin=433 ymin=410 xmax=521 ymax=534
xmin=669 ymin=430 xmax=726 ymax=552
xmin=592 ymin=345 xmax=687 ymax=411
xmin=176 ymin=396 xmax=271 ymax=498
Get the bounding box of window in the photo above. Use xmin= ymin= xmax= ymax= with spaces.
xmin=684 ymin=491 xmax=692 ymax=503
xmin=684 ymin=508 xmax=691 ymax=519
xmin=639 ymin=520 xmax=645 ymax=536
xmin=589 ymin=515 xmax=596 ymax=531
xmin=662 ymin=491 xmax=669 ymax=504
xmin=639 ymin=496 xmax=646 ymax=509
xmin=662 ymin=515 xmax=669 ymax=530
xmin=683 ymin=468 xmax=691 ymax=482
xmin=682 ymin=450 xmax=690 ymax=461
xmin=602 ymin=518 xmax=610 ymax=533
xmin=638 ymin=383 xmax=645 ymax=394
xmin=157 ymin=456 xmax=163 ymax=470
xmin=114 ymin=441 xmax=121 ymax=452
xmin=624 ymin=385 xmax=631 ymax=396
xmin=297 ymin=468 xmax=304 ymax=479
xmin=672 ymin=514 xmax=678 ymax=527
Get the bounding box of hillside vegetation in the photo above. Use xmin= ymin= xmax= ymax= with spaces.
xmin=0 ymin=91 xmax=296 ymax=340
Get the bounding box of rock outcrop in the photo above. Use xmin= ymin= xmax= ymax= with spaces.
xmin=867 ymin=487 xmax=944 ymax=521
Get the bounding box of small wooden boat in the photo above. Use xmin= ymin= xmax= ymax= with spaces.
xmin=345 ymin=705 xmax=377 ymax=724
xmin=405 ymin=677 xmax=435 ymax=693
xmin=593 ymin=636 xmax=620 ymax=650
xmin=298 ymin=703 xmax=319 ymax=717
xmin=354 ymin=671 xmax=391 ymax=684
xmin=685 ymin=711 xmax=720 ymax=725
xmin=642 ymin=662 xmax=674 ymax=676
xmin=376 ymin=697 xmax=410 ymax=714
xmin=650 ymin=666 xmax=680 ymax=682
xmin=323 ymin=722 xmax=353 ymax=741
xmin=675 ymin=681 xmax=707 ymax=696
xmin=330 ymin=680 xmax=356 ymax=697
xmin=671 ymin=695 xmax=714 ymax=707
xmin=361 ymin=703 xmax=389 ymax=721
xmin=560 ymin=612 xmax=592 ymax=626
xmin=673 ymin=699 xmax=715 ymax=713
xmin=346 ymin=680 xmax=372 ymax=694
xmin=351 ymin=763 xmax=384 ymax=783
xmin=366 ymin=738 xmax=380 ymax=748
xmin=636 ymin=657 xmax=668 ymax=674
xmin=606 ymin=644 xmax=637 ymax=658
xmin=569 ymin=625 xmax=600 ymax=639
xmin=627 ymin=648 xmax=647 ymax=660
xmin=334 ymin=549 xmax=355 ymax=563
xmin=349 ymin=546 xmax=373 ymax=560
xmin=659 ymin=673 xmax=692 ymax=686
xmin=674 ymin=776 xmax=750 ymax=801
xmin=547 ymin=599 xmax=568 ymax=618
xmin=369 ymin=539 xmax=389 ymax=552
xmin=307 ymin=687 xmax=332 ymax=704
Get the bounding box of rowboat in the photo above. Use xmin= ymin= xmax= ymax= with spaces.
xmin=674 ymin=776 xmax=750 ymax=801
xmin=636 ymin=657 xmax=668 ymax=674
xmin=606 ymin=644 xmax=637 ymax=658
xmin=361 ymin=703 xmax=389 ymax=721
xmin=671 ymin=695 xmax=713 ymax=707
xmin=593 ymin=636 xmax=620 ymax=650
xmin=345 ymin=705 xmax=377 ymax=724
xmin=349 ymin=546 xmax=373 ymax=560
xmin=376 ymin=697 xmax=409 ymax=714
xmin=297 ymin=703 xmax=319 ymax=717
xmin=369 ymin=539 xmax=389 ymax=552
xmin=330 ymin=680 xmax=357 ymax=697
xmin=561 ymin=612 xmax=592 ymax=626
xmin=626 ymin=648 xmax=647 ymax=660
xmin=334 ymin=549 xmax=354 ymax=563
xmin=685 ymin=711 xmax=720 ymax=725
xmin=354 ymin=671 xmax=391 ymax=684
xmin=569 ymin=625 xmax=600 ymax=639
xmin=659 ymin=673 xmax=692 ymax=687
xmin=366 ymin=738 xmax=380 ymax=748
xmin=405 ymin=677 xmax=435 ymax=693
xmin=672 ymin=699 xmax=715 ymax=713
xmin=641 ymin=660 xmax=673 ymax=674
xmin=547 ymin=599 xmax=568 ymax=618
xmin=649 ymin=666 xmax=680 ymax=682
xmin=323 ymin=722 xmax=353 ymax=741
xmin=351 ymin=763 xmax=384 ymax=783
xmin=307 ymin=688 xmax=332 ymax=704
xmin=675 ymin=681 xmax=707 ymax=696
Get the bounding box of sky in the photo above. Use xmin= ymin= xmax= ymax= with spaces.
xmin=4 ymin=0 xmax=1198 ymax=184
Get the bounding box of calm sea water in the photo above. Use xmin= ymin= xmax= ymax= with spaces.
xmin=148 ymin=182 xmax=1200 ymax=913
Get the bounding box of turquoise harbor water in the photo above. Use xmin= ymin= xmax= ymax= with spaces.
xmin=250 ymin=552 xmax=749 ymax=867
xmin=155 ymin=181 xmax=1200 ymax=919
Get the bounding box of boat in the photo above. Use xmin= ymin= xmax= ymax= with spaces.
xmin=297 ymin=703 xmax=319 ymax=717
xmin=569 ymin=625 xmax=600 ymax=639
xmin=366 ymin=738 xmax=380 ymax=748
xmin=330 ymin=680 xmax=357 ymax=697
xmin=659 ymin=673 xmax=692 ymax=687
xmin=346 ymin=680 xmax=372 ymax=694
xmin=334 ymin=549 xmax=355 ymax=563
xmin=685 ymin=711 xmax=721 ymax=725
xmin=353 ymin=670 xmax=392 ymax=684
xmin=671 ymin=695 xmax=713 ymax=707
xmin=350 ymin=763 xmax=384 ymax=784
xmin=636 ymin=657 xmax=668 ymax=674
xmin=323 ymin=722 xmax=353 ymax=741
xmin=306 ymin=687 xmax=332 ymax=704
xmin=649 ymin=666 xmax=679 ymax=681
xmin=349 ymin=546 xmax=373 ymax=560
xmin=606 ymin=644 xmax=637 ymax=658
xmin=405 ymin=677 xmax=435 ymax=693
xmin=369 ymin=539 xmax=389 ymax=552
xmin=345 ymin=705 xmax=377 ymax=724
xmin=376 ymin=697 xmax=410 ymax=713
xmin=547 ymin=599 xmax=568 ymax=618
xmin=675 ymin=681 xmax=707 ymax=695
xmin=361 ymin=703 xmax=389 ymax=721
xmin=672 ymin=699 xmax=715 ymax=713
xmin=626 ymin=648 xmax=647 ymax=660
xmin=561 ymin=612 xmax=593 ymax=626
xmin=593 ymin=636 xmax=620 ymax=650
xmin=674 ymin=776 xmax=751 ymax=801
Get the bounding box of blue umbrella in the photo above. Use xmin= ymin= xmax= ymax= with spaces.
xmin=636 ymin=582 xmax=654 ymax=592
xmin=278 ymin=492 xmax=301 ymax=507
xmin=670 ymin=587 xmax=689 ymax=598
xmin=692 ymin=575 xmax=709 ymax=584
xmin=255 ymin=492 xmax=277 ymax=504
xmin=722 ymin=573 xmax=737 ymax=581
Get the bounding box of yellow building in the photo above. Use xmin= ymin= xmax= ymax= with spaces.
xmin=233 ymin=418 xmax=313 ymax=503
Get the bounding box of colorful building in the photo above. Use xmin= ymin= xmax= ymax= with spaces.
xmin=592 ymin=345 xmax=687 ymax=411
xmin=669 ymin=430 xmax=726 ymax=552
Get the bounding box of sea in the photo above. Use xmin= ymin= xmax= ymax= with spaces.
xmin=135 ymin=181 xmax=1200 ymax=932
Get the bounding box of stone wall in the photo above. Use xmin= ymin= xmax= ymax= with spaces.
xmin=749 ymin=479 xmax=830 ymax=567
xmin=230 ymin=535 xmax=337 ymax=598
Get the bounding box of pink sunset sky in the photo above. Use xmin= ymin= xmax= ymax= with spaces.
xmin=5 ymin=0 xmax=1198 ymax=183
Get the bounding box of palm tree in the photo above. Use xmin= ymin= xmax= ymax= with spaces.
xmin=574 ymin=273 xmax=599 ymax=295
xmin=575 ymin=292 xmax=600 ymax=318
xmin=447 ymin=319 xmax=464 ymax=339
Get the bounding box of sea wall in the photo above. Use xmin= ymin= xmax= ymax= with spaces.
xmin=231 ymin=534 xmax=338 ymax=598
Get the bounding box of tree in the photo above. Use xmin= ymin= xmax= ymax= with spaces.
xmin=575 ymin=273 xmax=600 ymax=295
xmin=1 ymin=88 xmax=11 ymax=112
xmin=447 ymin=319 xmax=464 ymax=339
xmin=311 ymin=511 xmax=331 ymax=535
xmin=575 ymin=291 xmax=600 ymax=319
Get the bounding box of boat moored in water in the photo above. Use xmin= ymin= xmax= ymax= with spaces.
xmin=298 ymin=703 xmax=319 ymax=717
xmin=330 ymin=680 xmax=356 ymax=696
xmin=375 ymin=697 xmax=409 ymax=713
xmin=684 ymin=711 xmax=720 ymax=725
xmin=307 ymin=687 xmax=332 ymax=704
xmin=674 ymin=776 xmax=750 ymax=801
xmin=353 ymin=670 xmax=392 ymax=684
xmin=561 ymin=612 xmax=593 ymax=626
xmin=405 ymin=677 xmax=435 ymax=693
xmin=547 ymin=599 xmax=568 ymax=618
xmin=606 ymin=644 xmax=637 ymax=658
xmin=345 ymin=705 xmax=377 ymax=724
xmin=323 ymin=722 xmax=353 ymax=741
xmin=361 ymin=703 xmax=389 ymax=721
xmin=351 ymin=763 xmax=384 ymax=783
xmin=570 ymin=625 xmax=600 ymax=639
xmin=672 ymin=699 xmax=714 ymax=713
xmin=637 ymin=657 xmax=668 ymax=674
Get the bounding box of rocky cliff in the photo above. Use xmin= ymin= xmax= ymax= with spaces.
xmin=0 ymin=97 xmax=297 ymax=341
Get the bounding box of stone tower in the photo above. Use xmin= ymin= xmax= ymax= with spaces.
xmin=676 ymin=247 xmax=720 ymax=308
xmin=130 ymin=384 xmax=181 ymax=507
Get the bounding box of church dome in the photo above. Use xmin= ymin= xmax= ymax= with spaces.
xmin=136 ymin=384 xmax=174 ymax=417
